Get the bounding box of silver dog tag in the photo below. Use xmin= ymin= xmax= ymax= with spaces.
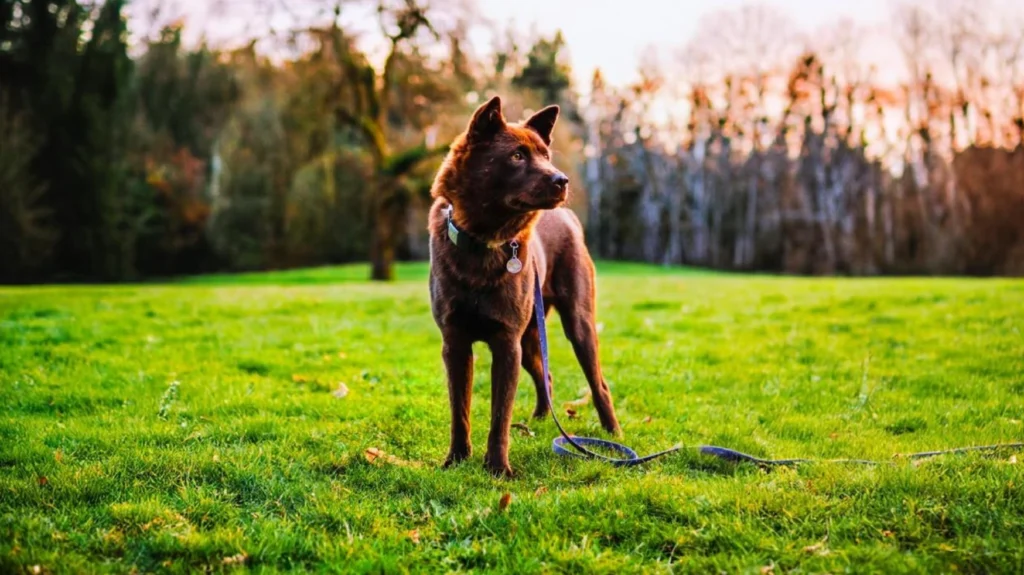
xmin=506 ymin=240 xmax=522 ymax=274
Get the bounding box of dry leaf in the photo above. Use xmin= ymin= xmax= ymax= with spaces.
xmin=54 ymin=450 xmax=63 ymax=464
xmin=291 ymin=374 xmax=309 ymax=383
xmin=803 ymin=539 xmax=829 ymax=555
xmin=563 ymin=391 xmax=591 ymax=408
xmin=332 ymin=383 xmax=350 ymax=399
xmin=364 ymin=447 xmax=384 ymax=463
xmin=1009 ymin=455 xmax=1018 ymax=464
xmin=512 ymin=422 xmax=534 ymax=437
xmin=498 ymin=493 xmax=512 ymax=511
xmin=534 ymin=486 xmax=548 ymax=497
xmin=882 ymin=530 xmax=894 ymax=538
xmin=37 ymin=476 xmax=48 ymax=487
xmin=642 ymin=416 xmax=652 ymax=424
xmin=222 ymin=553 xmax=247 ymax=565
xmin=31 ymin=566 xmax=41 ymax=575
xmin=565 ymin=408 xmax=578 ymax=419
xmin=363 ymin=447 xmax=422 ymax=468
xmin=760 ymin=564 xmax=774 ymax=574
xmin=407 ymin=529 xmax=420 ymax=544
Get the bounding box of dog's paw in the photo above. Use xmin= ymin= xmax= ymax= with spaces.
xmin=531 ymin=405 xmax=550 ymax=419
xmin=599 ymin=416 xmax=622 ymax=437
xmin=485 ymin=462 xmax=516 ymax=479
xmin=443 ymin=447 xmax=472 ymax=468
xmin=483 ymin=452 xmax=516 ymax=478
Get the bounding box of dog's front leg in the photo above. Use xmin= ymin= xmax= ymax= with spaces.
xmin=442 ymin=336 xmax=474 ymax=467
xmin=484 ymin=334 xmax=521 ymax=477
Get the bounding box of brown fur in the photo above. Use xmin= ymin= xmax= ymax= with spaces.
xmin=427 ymin=96 xmax=620 ymax=477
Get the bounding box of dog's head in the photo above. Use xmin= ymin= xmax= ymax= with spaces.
xmin=437 ymin=96 xmax=569 ymax=215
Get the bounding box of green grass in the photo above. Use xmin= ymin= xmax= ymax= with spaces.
xmin=2 ymin=261 xmax=1023 ymax=574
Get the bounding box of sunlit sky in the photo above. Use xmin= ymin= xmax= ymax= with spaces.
xmin=132 ymin=0 xmax=899 ymax=92
xmin=468 ymin=0 xmax=893 ymax=88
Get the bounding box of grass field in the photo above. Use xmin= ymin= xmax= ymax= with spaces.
xmin=1 ymin=262 xmax=1023 ymax=574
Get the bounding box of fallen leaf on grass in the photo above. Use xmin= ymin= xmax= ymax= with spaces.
xmin=534 ymin=486 xmax=548 ymax=497
xmin=291 ymin=374 xmax=310 ymax=383
xmin=563 ymin=391 xmax=591 ymax=408
xmin=37 ymin=476 xmax=48 ymax=487
xmin=364 ymin=447 xmax=422 ymax=468
xmin=565 ymin=408 xmax=578 ymax=419
xmin=511 ymin=422 xmax=534 ymax=437
xmin=803 ymin=542 xmax=823 ymax=553
xmin=498 ymin=493 xmax=512 ymax=511
xmin=642 ymin=416 xmax=652 ymax=424
xmin=802 ymin=539 xmax=830 ymax=556
xmin=882 ymin=530 xmax=894 ymax=538
xmin=332 ymin=383 xmax=350 ymax=399
xmin=222 ymin=553 xmax=247 ymax=565
xmin=407 ymin=529 xmax=420 ymax=544
xmin=760 ymin=564 xmax=774 ymax=574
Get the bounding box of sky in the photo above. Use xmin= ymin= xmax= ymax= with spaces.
xmin=130 ymin=0 xmax=899 ymax=92
xmin=466 ymin=0 xmax=895 ymax=89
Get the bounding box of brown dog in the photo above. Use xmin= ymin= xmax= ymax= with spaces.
xmin=427 ymin=96 xmax=621 ymax=477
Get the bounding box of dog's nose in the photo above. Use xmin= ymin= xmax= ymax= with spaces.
xmin=551 ymin=172 xmax=569 ymax=189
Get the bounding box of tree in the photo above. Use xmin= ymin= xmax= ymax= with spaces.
xmin=313 ymin=0 xmax=462 ymax=280
xmin=512 ymin=30 xmax=572 ymax=104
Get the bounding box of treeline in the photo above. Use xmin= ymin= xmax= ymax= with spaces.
xmin=581 ymin=2 xmax=1024 ymax=275
xmin=2 ymin=1 xmax=1023 ymax=283
xmin=1 ymin=0 xmax=580 ymax=283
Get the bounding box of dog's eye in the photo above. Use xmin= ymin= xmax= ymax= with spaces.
xmin=511 ymin=151 xmax=525 ymax=162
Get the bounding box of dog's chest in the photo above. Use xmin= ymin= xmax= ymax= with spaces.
xmin=432 ymin=274 xmax=532 ymax=339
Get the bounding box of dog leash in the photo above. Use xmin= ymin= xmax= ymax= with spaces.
xmin=531 ymin=267 xmax=1024 ymax=468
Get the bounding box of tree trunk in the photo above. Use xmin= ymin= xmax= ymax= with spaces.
xmin=369 ymin=177 xmax=398 ymax=281
xmin=370 ymin=208 xmax=396 ymax=281
xmin=585 ymin=120 xmax=604 ymax=253
xmin=735 ymin=156 xmax=759 ymax=268
xmin=688 ymin=134 xmax=710 ymax=265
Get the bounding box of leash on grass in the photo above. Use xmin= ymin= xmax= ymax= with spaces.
xmin=531 ymin=268 xmax=1024 ymax=468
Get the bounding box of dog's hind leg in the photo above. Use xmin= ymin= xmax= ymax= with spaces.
xmin=553 ymin=279 xmax=622 ymax=436
xmin=521 ymin=301 xmax=554 ymax=419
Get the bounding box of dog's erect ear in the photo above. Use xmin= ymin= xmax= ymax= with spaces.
xmin=468 ymin=96 xmax=505 ymax=142
xmin=524 ymin=105 xmax=559 ymax=145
